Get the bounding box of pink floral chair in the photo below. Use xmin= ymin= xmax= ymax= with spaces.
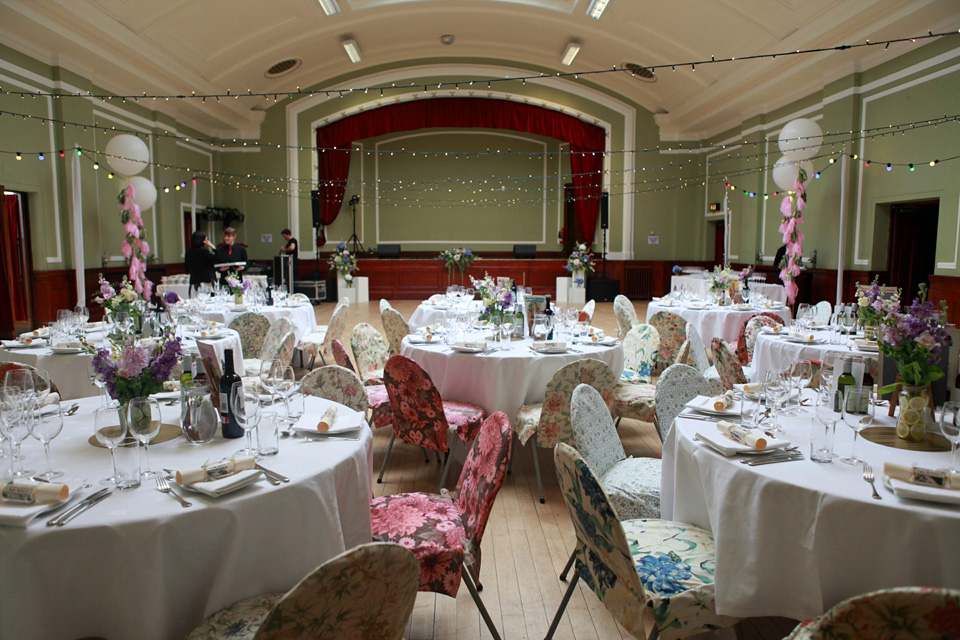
xmin=381 ymin=307 xmax=410 ymax=357
xmin=299 ymin=297 xmax=350 ymax=368
xmin=330 ymin=339 xmax=355 ymax=372
xmin=515 ymin=359 xmax=616 ymax=503
xmin=350 ymin=322 xmax=388 ymax=385
xmin=546 ymin=443 xmax=740 ymax=640
xmin=648 ymin=310 xmax=688 ymax=370
xmin=710 ymin=337 xmax=748 ymax=390
xmin=371 ymin=412 xmax=512 ymax=640
xmin=186 ymin=542 xmax=420 ymax=640
xmin=613 ymin=294 xmax=640 ymax=338
xmin=301 ymin=365 xmax=369 ymax=414
xmin=228 ymin=312 xmax=271 ymax=359
xmin=243 ymin=317 xmax=296 ymax=373
xmin=324 ymin=340 xmax=393 ymax=429
xmin=380 ymin=355 xmax=486 ymax=490
xmin=785 ymin=587 xmax=960 ymax=640
xmin=735 ymin=312 xmax=784 ymax=365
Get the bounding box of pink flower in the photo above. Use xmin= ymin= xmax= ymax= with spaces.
xmin=121 ymin=242 xmax=133 ymax=258
xmin=139 ymin=241 xmax=150 ymax=257
xmin=124 ymin=221 xmax=140 ymax=237
xmin=917 ymin=331 xmax=936 ymax=347
xmin=372 ymin=502 xmax=427 ymax=537
xmin=117 ymin=345 xmax=149 ymax=377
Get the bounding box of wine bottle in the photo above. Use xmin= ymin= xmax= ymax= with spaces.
xmin=836 ymin=358 xmax=854 ymax=412
xmin=265 ymin=284 xmax=274 ymax=306
xmin=219 ymin=348 xmax=243 ymax=439
xmin=544 ymin=295 xmax=554 ymax=340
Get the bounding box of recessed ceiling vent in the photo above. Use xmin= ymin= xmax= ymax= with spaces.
xmin=265 ymin=58 xmax=302 ymax=78
xmin=622 ymin=63 xmax=656 ymax=82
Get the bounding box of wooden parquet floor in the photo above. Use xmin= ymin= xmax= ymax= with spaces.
xmin=303 ymin=299 xmax=798 ymax=640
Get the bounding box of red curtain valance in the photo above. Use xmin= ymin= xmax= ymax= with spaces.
xmin=315 ymin=97 xmax=606 ymax=245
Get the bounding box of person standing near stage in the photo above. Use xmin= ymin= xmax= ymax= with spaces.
xmin=185 ymin=231 xmax=218 ymax=294
xmin=280 ymin=228 xmax=298 ymax=263
xmin=217 ymin=227 xmax=248 ymax=278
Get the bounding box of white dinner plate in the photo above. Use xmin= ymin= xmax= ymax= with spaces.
xmin=451 ymin=345 xmax=487 ymax=353
xmin=694 ymin=430 xmax=791 ymax=457
xmin=50 ymin=347 xmax=83 ymax=354
xmin=784 ymin=336 xmax=824 ymax=345
xmin=407 ymin=335 xmax=443 ymax=344
xmin=531 ymin=346 xmax=568 ymax=354
xmin=685 ymin=395 xmax=741 ymax=417
xmin=882 ymin=476 xmax=960 ymax=505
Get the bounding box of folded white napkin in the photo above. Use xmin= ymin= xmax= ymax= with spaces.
xmin=686 ymin=395 xmax=740 ymax=415
xmin=20 ymin=328 xmax=50 ymax=339
xmin=787 ymin=330 xmax=815 ymax=342
xmin=532 ymin=341 xmax=567 ymax=350
xmin=182 ymin=469 xmax=263 ymax=497
xmin=695 ymin=429 xmax=789 ymax=457
xmin=293 ymin=410 xmax=363 ymax=435
xmin=0 ymin=482 xmax=79 ymax=528
xmin=710 ymin=390 xmax=734 ymax=411
xmin=455 ymin=341 xmax=487 ymax=349
xmin=41 ymin=392 xmax=61 ymax=407
xmin=734 ymin=382 xmax=765 ymax=395
xmin=1 ymin=338 xmax=47 ymax=349
xmin=883 ymin=462 xmax=960 ymax=490
xmin=176 ymin=455 xmax=256 ymax=485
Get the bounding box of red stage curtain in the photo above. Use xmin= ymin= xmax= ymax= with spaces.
xmin=315 ymin=98 xmax=605 ymax=245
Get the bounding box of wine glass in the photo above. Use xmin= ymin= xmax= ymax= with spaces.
xmin=31 ymin=370 xmax=52 ymax=405
xmin=259 ymin=359 xmax=283 ymax=404
xmin=231 ymin=381 xmax=261 ymax=457
xmin=939 ymin=402 xmax=960 ymax=472
xmin=31 ymin=401 xmax=64 ymax=479
xmin=762 ymin=369 xmax=788 ymax=436
xmin=94 ymin=406 xmax=128 ymax=485
xmin=819 ymin=353 xmax=837 ymax=392
xmin=840 ymin=388 xmax=875 ymax=465
xmin=795 ymin=303 xmax=811 ymax=330
xmin=74 ymin=305 xmax=91 ymax=327
xmin=281 ymin=369 xmax=304 ymax=431
xmin=0 ymin=396 xmax=32 ymax=477
xmin=839 ymin=308 xmax=856 ymax=335
xmin=126 ymin=397 xmax=162 ymax=478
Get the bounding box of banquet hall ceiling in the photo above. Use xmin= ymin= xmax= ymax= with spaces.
xmin=1 ymin=0 xmax=957 ymax=140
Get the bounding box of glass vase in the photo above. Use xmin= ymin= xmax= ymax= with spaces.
xmin=571 ymin=269 xmax=585 ymax=288
xmin=863 ymin=323 xmax=879 ymax=341
xmin=234 ymin=292 xmax=243 ymax=306
xmin=896 ymin=384 xmax=932 ymax=442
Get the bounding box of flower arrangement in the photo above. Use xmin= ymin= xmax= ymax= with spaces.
xmin=470 ymin=272 xmax=514 ymax=321
xmin=778 ymin=168 xmax=808 ymax=304
xmin=90 ymin=327 xmax=182 ymax=406
xmin=328 ymin=243 xmax=358 ymax=277
xmin=565 ymin=243 xmax=595 ymax=284
xmin=440 ymin=247 xmax=474 ymax=272
xmin=856 ymin=277 xmax=901 ymax=327
xmin=118 ymin=184 xmax=153 ymax=300
xmin=224 ymin=275 xmax=250 ymax=297
xmin=93 ymin=274 xmax=145 ymax=318
xmin=878 ymin=287 xmax=949 ymax=390
xmin=740 ymin=265 xmax=755 ymax=281
xmin=672 ymin=265 xmax=682 ymax=275
xmin=709 ymin=266 xmax=732 ymax=295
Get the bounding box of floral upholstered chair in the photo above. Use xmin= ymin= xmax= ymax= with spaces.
xmin=675 ymin=340 xmax=692 ymax=367
xmin=299 ymin=297 xmax=349 ymax=368
xmin=301 ymin=365 xmax=369 ymax=414
xmin=228 ymin=312 xmax=270 ymax=359
xmin=380 ymin=355 xmax=486 ymax=490
xmin=619 ymin=324 xmax=659 ymax=384
xmin=371 ymin=412 xmax=512 ymax=640
xmin=288 ymin=292 xmax=311 ymax=305
xmin=685 ymin=324 xmax=723 ymax=395
xmin=545 ymin=443 xmax=740 ymax=640
xmin=243 ymin=317 xmax=296 ymax=373
xmin=580 ymin=299 xmax=596 ymax=322
xmin=811 ymin=300 xmax=832 ymax=325
xmin=515 ymin=359 xmax=616 ymax=503
xmin=785 ymin=587 xmax=960 ymax=640
xmin=350 ymin=322 xmax=388 ymax=386
xmin=735 ymin=312 xmax=784 ymax=365
xmin=0 ymin=363 xmax=60 ymax=395
xmin=330 ymin=339 xmax=355 ymax=372
xmin=380 ymin=307 xmax=410 ymax=357
xmin=379 ymin=298 xmax=393 ymax=314
xmin=325 ymin=339 xmax=392 ymax=428
xmin=613 ymin=294 xmax=641 ymax=338
xmin=710 ymin=338 xmax=748 ymax=390
xmin=654 ymin=364 xmax=710 ymax=442
xmin=186 ymin=542 xmax=420 ymax=640
xmin=648 ymin=311 xmax=687 ymax=370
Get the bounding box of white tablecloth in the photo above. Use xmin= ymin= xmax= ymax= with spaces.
xmin=189 ymin=302 xmax=318 ymax=343
xmin=401 ymin=336 xmax=623 ymax=419
xmin=0 ymin=329 xmax=245 ymax=398
xmin=646 ymin=301 xmax=792 ymax=345
xmin=750 ymin=332 xmax=878 ymax=381
xmin=670 ymin=275 xmax=787 ymax=304
xmin=0 ymin=395 xmax=373 ymax=640
xmin=661 ymin=390 xmax=960 ymax=620
xmin=407 ymin=300 xmax=483 ymax=332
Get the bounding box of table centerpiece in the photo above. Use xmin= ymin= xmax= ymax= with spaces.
xmin=856 ymin=276 xmax=900 ymax=341
xmin=224 ymin=275 xmax=250 ymax=305
xmin=565 ymin=243 xmax=595 ymax=288
xmin=329 ymin=242 xmax=359 ymax=288
xmin=439 ymin=247 xmax=474 ymax=286
xmin=710 ymin=266 xmax=732 ymax=305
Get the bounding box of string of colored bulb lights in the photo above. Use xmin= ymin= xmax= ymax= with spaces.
xmin=1 ymin=30 xmax=955 ymax=103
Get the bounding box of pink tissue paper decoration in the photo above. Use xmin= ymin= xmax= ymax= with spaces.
xmin=778 ymin=171 xmax=809 ymax=305
xmin=118 ymin=183 xmax=152 ymax=301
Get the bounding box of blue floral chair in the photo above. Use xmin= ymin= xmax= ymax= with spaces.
xmin=620 ymin=324 xmax=659 ymax=384
xmin=785 ymin=587 xmax=960 ymax=640
xmin=546 ymin=443 xmax=740 ymax=640
xmin=243 ymin=317 xmax=296 ymax=373
xmin=186 ymin=542 xmax=420 ymax=640
xmin=654 ymin=364 xmax=710 ymax=442
xmin=613 ymin=294 xmax=641 ymax=339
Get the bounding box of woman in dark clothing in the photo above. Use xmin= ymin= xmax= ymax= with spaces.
xmin=185 ymin=231 xmax=218 ymax=295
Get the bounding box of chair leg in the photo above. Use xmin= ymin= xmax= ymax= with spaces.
xmin=544 ymin=571 xmax=580 ymax=640
xmin=507 ymin=433 xmax=516 ymax=475
xmin=438 ymin=441 xmax=456 ymax=491
xmin=420 ymin=446 xmax=430 ymax=463
xmin=307 ymin=355 xmax=316 ymax=370
xmin=647 ymin=623 xmax=660 ymax=640
xmin=436 ymin=451 xmax=442 ymax=464
xmin=467 ymin=563 xmax=483 ymax=591
xmin=615 ymin=416 xmax=622 ymax=429
xmin=461 ymin=563 xmax=502 ymax=640
xmin=377 ymin=432 xmax=396 ymax=483
xmin=558 ymin=549 xmax=576 ymax=581
xmin=530 ymin=439 xmax=545 ymax=504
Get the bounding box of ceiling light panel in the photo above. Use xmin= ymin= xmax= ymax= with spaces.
xmin=342 ymin=39 xmax=362 ymax=63
xmin=561 ymin=42 xmax=581 ymax=66
xmin=586 ymin=0 xmax=608 ymax=19
xmin=317 ymin=0 xmax=340 ymax=16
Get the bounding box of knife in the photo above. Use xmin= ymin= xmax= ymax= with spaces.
xmin=746 ymin=453 xmax=805 ymax=466
xmin=55 ymin=489 xmax=113 ymax=525
xmin=255 ymin=464 xmax=290 ymax=483
xmin=46 ymin=488 xmax=111 ymax=526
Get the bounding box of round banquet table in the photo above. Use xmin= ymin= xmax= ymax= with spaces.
xmin=184 ymin=301 xmax=318 ymax=343
xmin=645 ymin=301 xmax=792 ymax=345
xmin=401 ymin=335 xmax=623 ymax=420
xmin=0 ymin=395 xmax=373 ymax=640
xmin=0 ymin=328 xmax=245 ymax=399
xmin=661 ymin=388 xmax=960 ymax=621
xmin=750 ymin=331 xmax=878 ymax=382
xmin=407 ymin=299 xmax=483 ymax=332
xmin=670 ymin=274 xmax=787 ymax=304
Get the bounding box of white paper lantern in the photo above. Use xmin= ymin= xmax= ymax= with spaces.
xmin=126 ymin=176 xmax=157 ymax=211
xmin=778 ymin=118 xmax=822 ymax=160
xmin=105 ymin=134 xmax=150 ymax=176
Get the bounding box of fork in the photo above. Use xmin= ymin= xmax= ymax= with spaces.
xmin=156 ymin=475 xmax=192 ymax=508
xmin=862 ymin=462 xmax=882 ymax=500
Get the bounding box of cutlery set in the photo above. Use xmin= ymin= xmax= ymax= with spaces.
xmin=46 ymin=488 xmax=113 ymax=526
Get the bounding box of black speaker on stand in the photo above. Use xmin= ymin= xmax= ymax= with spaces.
xmin=589 ymin=192 xmax=619 ymax=301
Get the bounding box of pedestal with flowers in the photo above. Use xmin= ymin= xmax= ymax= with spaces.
xmin=439 ymin=247 xmax=475 ymax=286
xmin=565 ymin=243 xmax=595 ymax=289
xmin=329 ymin=243 xmax=360 ymax=301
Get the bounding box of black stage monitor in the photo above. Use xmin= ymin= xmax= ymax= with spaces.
xmin=513 ymin=244 xmax=536 ymax=259
xmin=378 ymin=244 xmax=401 ymax=258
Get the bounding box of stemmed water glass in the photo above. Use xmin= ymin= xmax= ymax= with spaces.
xmin=938 ymin=402 xmax=960 ymax=472
xmin=231 ymin=381 xmax=261 ymax=457
xmin=500 ymin=316 xmax=515 ymax=348
xmin=94 ymin=406 xmax=127 ymax=485
xmin=762 ymin=369 xmax=788 ymax=436
xmin=813 ymin=388 xmax=842 ymax=463
xmin=840 ymin=388 xmax=875 ymax=465
xmin=532 ymin=314 xmax=549 ymax=341
xmin=259 ymin=359 xmax=283 ymax=404
xmin=31 ymin=401 xmax=64 ymax=479
xmin=279 ymin=366 xmax=304 ymax=430
xmin=127 ymin=397 xmax=162 ymax=478
xmin=0 ymin=397 xmax=32 ymax=478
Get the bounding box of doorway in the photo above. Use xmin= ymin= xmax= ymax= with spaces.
xmin=562 ymin=183 xmax=580 ymax=254
xmin=0 ymin=189 xmax=34 ymax=336
xmin=713 ymin=219 xmax=725 ymax=266
xmin=887 ymin=199 xmax=938 ymax=302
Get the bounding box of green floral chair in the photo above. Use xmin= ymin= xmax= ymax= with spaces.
xmin=243 ymin=317 xmax=296 ymax=373
xmin=654 ymin=364 xmax=710 ymax=442
xmin=299 ymin=297 xmax=349 ymax=368
xmin=227 ymin=312 xmax=270 ymax=360
xmin=514 ymin=359 xmax=616 ymax=503
xmin=648 ymin=311 xmax=687 ymax=370
xmin=710 ymin=338 xmax=747 ymax=390
xmin=380 ymin=307 xmax=410 ymax=357
xmin=620 ymin=324 xmax=659 ymax=384
xmin=785 ymin=587 xmax=960 ymax=640
xmin=379 ymin=298 xmax=393 ymax=314
xmin=186 ymin=542 xmax=420 ymax=640
xmin=301 ymin=365 xmax=369 ymax=414
xmin=613 ymin=294 xmax=641 ymax=338
xmin=546 ymin=443 xmax=740 ymax=640
xmin=350 ymin=322 xmax=388 ymax=386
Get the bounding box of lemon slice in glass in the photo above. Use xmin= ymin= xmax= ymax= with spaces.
xmin=908 ymin=396 xmax=927 ymax=411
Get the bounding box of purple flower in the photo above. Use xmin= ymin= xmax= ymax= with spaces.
xmin=164 ymin=291 xmax=179 ymax=304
